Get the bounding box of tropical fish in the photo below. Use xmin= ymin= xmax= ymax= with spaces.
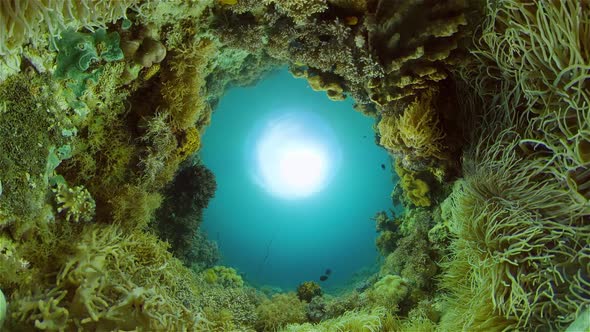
xmin=325 ymin=268 xmax=332 ymax=275
xmin=381 ymin=164 xmax=386 ymax=170
xmin=319 ymin=275 xmax=328 ymax=281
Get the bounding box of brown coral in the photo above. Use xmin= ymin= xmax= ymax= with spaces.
xmin=366 ymin=0 xmax=469 ymax=106
xmin=296 ymin=281 xmax=323 ymax=302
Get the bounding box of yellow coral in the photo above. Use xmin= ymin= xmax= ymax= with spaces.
xmin=176 ymin=126 xmax=201 ymax=159
xmin=293 ymin=68 xmax=347 ymax=101
xmin=368 ymin=275 xmax=409 ymax=309
xmin=395 ymin=161 xmax=431 ymax=207
xmin=202 ymin=266 xmax=244 ymax=288
xmin=378 ymin=89 xmax=445 ymax=160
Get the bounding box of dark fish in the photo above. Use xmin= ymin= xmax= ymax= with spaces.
xmin=319 ymin=275 xmax=328 ymax=281
xmin=381 ymin=164 xmax=386 ymax=170
xmin=325 ymin=269 xmax=332 ymax=275
xmin=363 ymin=135 xmax=367 ymax=138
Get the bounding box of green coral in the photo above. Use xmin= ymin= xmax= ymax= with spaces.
xmin=202 ymin=266 xmax=244 ymax=288
xmin=367 ymin=275 xmax=409 ymax=310
xmin=54 ymin=29 xmax=123 ymax=101
xmin=255 ymin=293 xmax=307 ymax=331
xmin=0 ymin=71 xmax=65 ymax=231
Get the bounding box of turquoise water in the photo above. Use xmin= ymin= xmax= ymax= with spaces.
xmin=200 ymin=68 xmax=395 ymax=291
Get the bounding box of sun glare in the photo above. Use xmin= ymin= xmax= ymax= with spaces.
xmin=254 ymin=112 xmax=337 ymax=199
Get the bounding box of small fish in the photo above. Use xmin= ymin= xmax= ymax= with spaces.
xmin=319 ymin=275 xmax=328 ymax=282
xmin=381 ymin=164 xmax=386 ymax=170
xmin=363 ymin=135 xmax=367 ymax=138
xmin=325 ymin=268 xmax=332 ymax=275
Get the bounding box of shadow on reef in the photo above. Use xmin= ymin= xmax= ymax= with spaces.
xmin=152 ymin=159 xmax=220 ymax=270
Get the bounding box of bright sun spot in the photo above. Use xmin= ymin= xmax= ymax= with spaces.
xmin=253 ymin=112 xmax=339 ymax=199
xmin=277 ymin=146 xmax=328 ymax=195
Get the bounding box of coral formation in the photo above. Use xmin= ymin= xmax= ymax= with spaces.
xmin=6 ymin=224 xmax=207 ymax=331
xmin=202 ymin=266 xmax=244 ymax=288
xmin=53 ymin=183 xmax=95 ymax=223
xmin=0 ymin=0 xmax=135 ymax=56
xmin=255 ymin=293 xmax=307 ymax=331
xmin=154 ymin=161 xmax=217 ymax=265
xmin=378 ymin=89 xmax=446 ymax=161
xmin=0 ymin=0 xmax=588 ymax=331
xmin=367 ymin=275 xmax=409 ymax=310
xmin=296 ymin=281 xmax=323 ymax=302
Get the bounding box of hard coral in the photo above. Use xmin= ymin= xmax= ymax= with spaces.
xmin=291 ymin=67 xmax=347 ymax=101
xmin=366 ymin=0 xmax=469 ymax=106
xmin=203 ymin=266 xmax=244 ymax=288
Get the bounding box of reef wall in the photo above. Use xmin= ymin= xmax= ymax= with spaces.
xmin=0 ymin=0 xmax=588 ymax=331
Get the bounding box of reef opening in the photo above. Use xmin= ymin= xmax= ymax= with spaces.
xmin=199 ymin=67 xmax=395 ymax=291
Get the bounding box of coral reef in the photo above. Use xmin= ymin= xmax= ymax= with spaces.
xmin=377 ymin=89 xmax=446 ymax=161
xmin=0 ymin=0 xmax=135 ymax=56
xmin=202 ymin=266 xmax=244 ymax=288
xmin=153 ymin=161 xmax=217 ymax=265
xmin=296 ymin=281 xmax=323 ymax=303
xmin=53 ymin=183 xmax=95 ymax=223
xmin=0 ymin=0 xmax=588 ymax=331
xmin=255 ymin=292 xmax=307 ymax=331
xmin=6 ymin=224 xmax=207 ymax=331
